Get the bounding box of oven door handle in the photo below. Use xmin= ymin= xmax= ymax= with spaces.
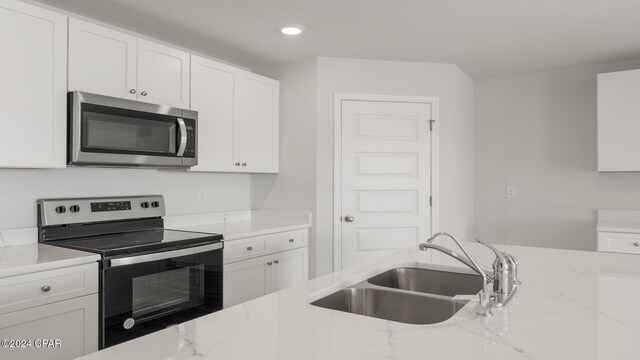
xmin=176 ymin=117 xmax=187 ymax=157
xmin=108 ymin=242 xmax=222 ymax=267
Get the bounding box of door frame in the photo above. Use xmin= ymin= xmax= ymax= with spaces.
xmin=332 ymin=93 xmax=440 ymax=271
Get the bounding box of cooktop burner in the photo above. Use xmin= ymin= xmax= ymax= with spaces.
xmin=52 ymin=228 xmax=221 ymax=257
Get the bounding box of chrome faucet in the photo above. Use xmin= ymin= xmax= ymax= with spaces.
xmin=419 ymin=232 xmax=520 ymax=315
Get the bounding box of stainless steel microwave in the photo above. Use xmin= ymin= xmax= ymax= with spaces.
xmin=68 ymin=91 xmax=197 ymax=168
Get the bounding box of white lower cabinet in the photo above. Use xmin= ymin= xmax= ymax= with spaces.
xmin=0 ymin=294 xmax=98 ymax=360
xmin=597 ymin=231 xmax=640 ymax=255
xmin=0 ymin=263 xmax=99 ymax=359
xmin=223 ymin=229 xmax=309 ymax=308
xmin=269 ymin=247 xmax=308 ymax=293
xmin=224 ymin=255 xmax=271 ymax=307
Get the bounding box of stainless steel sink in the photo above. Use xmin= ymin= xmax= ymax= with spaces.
xmin=367 ymin=267 xmax=482 ymax=297
xmin=311 ymin=287 xmax=468 ymax=325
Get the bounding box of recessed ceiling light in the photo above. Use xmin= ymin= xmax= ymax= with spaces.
xmin=280 ymin=26 xmax=303 ymax=36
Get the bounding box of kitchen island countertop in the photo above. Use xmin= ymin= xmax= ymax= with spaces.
xmin=75 ymin=242 xmax=640 ymax=360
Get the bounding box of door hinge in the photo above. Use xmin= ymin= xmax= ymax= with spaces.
xmin=429 ymin=196 xmax=432 ymax=207
xmin=429 ymin=119 xmax=435 ymax=131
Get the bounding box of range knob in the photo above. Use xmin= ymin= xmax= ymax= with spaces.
xmin=69 ymin=205 xmax=80 ymax=213
xmin=140 ymin=202 xmax=150 ymax=209
xmin=55 ymin=206 xmax=66 ymax=214
xmin=151 ymin=201 xmax=160 ymax=208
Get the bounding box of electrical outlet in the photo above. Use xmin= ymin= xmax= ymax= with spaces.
xmin=197 ymin=190 xmax=207 ymax=203
xmin=506 ymin=186 xmax=517 ymax=199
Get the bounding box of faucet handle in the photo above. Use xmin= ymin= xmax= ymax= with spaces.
xmin=505 ymin=253 xmax=521 ymax=285
xmin=476 ymin=237 xmax=507 ymax=264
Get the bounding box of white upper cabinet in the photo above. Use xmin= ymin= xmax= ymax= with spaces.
xmin=190 ymin=55 xmax=238 ymax=172
xmin=68 ymin=18 xmax=137 ymax=100
xmin=68 ymin=19 xmax=190 ymax=108
xmin=137 ymin=39 xmax=190 ymax=108
xmin=236 ymin=72 xmax=280 ymax=173
xmin=598 ymin=69 xmax=640 ymax=171
xmin=190 ymin=58 xmax=280 ymax=173
xmin=0 ymin=0 xmax=67 ymax=168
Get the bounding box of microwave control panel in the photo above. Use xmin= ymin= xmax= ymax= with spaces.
xmin=183 ymin=118 xmax=196 ymax=158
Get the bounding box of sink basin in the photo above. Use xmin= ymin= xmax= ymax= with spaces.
xmin=367 ymin=267 xmax=482 ymax=297
xmin=311 ymin=287 xmax=468 ymax=325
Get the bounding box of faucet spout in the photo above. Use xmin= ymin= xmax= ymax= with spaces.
xmin=421 ymin=232 xmax=493 ymax=315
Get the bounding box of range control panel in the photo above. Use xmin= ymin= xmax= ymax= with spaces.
xmin=91 ymin=201 xmax=132 ymax=212
xmin=38 ymin=195 xmax=165 ymax=227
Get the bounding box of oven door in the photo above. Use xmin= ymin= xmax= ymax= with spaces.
xmin=69 ymin=91 xmax=197 ymax=167
xmin=102 ymin=242 xmax=222 ymax=348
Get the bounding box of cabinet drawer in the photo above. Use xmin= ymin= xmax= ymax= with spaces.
xmin=268 ymin=230 xmax=307 ymax=253
xmin=598 ymin=232 xmax=640 ymax=255
xmin=224 ymin=238 xmax=268 ymax=264
xmin=0 ymin=263 xmax=98 ymax=315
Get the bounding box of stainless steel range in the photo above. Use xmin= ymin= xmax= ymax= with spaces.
xmin=37 ymin=195 xmax=223 ymax=349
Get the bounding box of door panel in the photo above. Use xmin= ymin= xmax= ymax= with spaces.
xmin=236 ymin=72 xmax=279 ymax=172
xmin=223 ymin=256 xmax=269 ymax=308
xmin=270 ymin=248 xmax=308 ymax=292
xmin=0 ymin=0 xmax=67 ymax=168
xmin=68 ymin=18 xmax=137 ymax=100
xmin=190 ymin=55 xmax=237 ymax=172
xmin=137 ymin=39 xmax=189 ymax=108
xmin=340 ymin=100 xmax=431 ymax=268
xmin=0 ymin=294 xmax=98 ymax=360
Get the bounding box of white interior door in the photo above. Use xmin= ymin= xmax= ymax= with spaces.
xmin=340 ymin=100 xmax=432 ymax=269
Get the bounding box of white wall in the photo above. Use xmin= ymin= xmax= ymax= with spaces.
xmin=475 ymin=59 xmax=640 ymax=251
xmin=251 ymin=58 xmax=319 ymax=277
xmin=0 ymin=168 xmax=250 ymax=231
xmin=315 ymin=57 xmax=475 ymax=276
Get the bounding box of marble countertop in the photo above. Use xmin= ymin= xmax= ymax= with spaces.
xmin=165 ymin=210 xmax=312 ymax=241
xmin=0 ymin=243 xmax=100 ymax=278
xmin=76 ymin=242 xmax=640 ymax=360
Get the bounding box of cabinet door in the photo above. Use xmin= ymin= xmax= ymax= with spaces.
xmin=0 ymin=294 xmax=98 ymax=360
xmin=236 ymin=72 xmax=280 ymax=173
xmin=270 ymin=247 xmax=308 ymax=293
xmin=190 ymin=55 xmax=238 ymax=172
xmin=223 ymin=255 xmax=270 ymax=308
xmin=598 ymin=69 xmax=640 ymax=171
xmin=137 ymin=38 xmax=190 ymax=108
xmin=68 ymin=18 xmax=137 ymax=100
xmin=0 ymin=0 xmax=67 ymax=168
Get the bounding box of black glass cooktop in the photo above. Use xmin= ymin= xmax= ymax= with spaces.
xmin=52 ymin=229 xmax=222 ymax=257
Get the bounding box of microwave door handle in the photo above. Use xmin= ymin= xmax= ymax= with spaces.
xmin=177 ymin=118 xmax=187 ymax=157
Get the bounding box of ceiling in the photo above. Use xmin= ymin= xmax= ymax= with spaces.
xmin=34 ymin=0 xmax=640 ymax=78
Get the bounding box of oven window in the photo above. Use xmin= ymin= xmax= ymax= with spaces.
xmin=132 ymin=265 xmax=204 ymax=319
xmin=84 ymin=112 xmax=176 ymax=154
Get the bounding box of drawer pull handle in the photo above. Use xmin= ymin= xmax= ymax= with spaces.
xmin=273 ymin=260 xmax=279 ymax=264
xmin=289 ymin=239 xmax=294 ymax=243
xmin=267 ymin=261 xmax=272 ymax=266
xmin=247 ymin=246 xmax=253 ymax=251
xmin=634 ymin=242 xmax=640 ymax=247
xmin=41 ymin=285 xmax=51 ymax=292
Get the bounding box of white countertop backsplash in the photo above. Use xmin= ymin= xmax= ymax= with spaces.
xmin=166 ymin=210 xmax=312 ymax=240
xmin=75 ymin=242 xmax=640 ymax=360
xmin=0 ymin=210 xmax=311 ymax=247
xmin=0 ymin=210 xmax=311 ymax=278
xmin=597 ymin=209 xmax=640 ymax=233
